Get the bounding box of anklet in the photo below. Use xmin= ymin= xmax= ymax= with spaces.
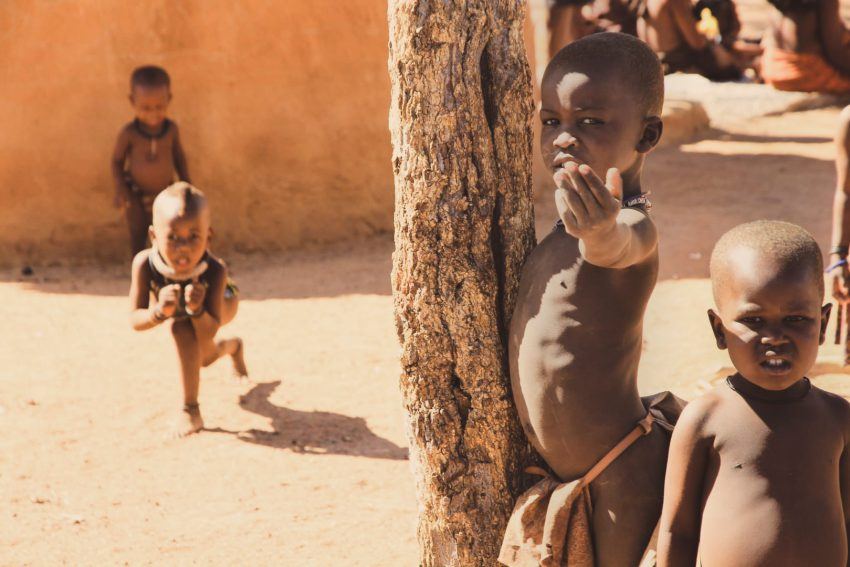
xmin=183 ymin=402 xmax=200 ymax=411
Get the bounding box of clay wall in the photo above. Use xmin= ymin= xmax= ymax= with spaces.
xmin=0 ymin=1 xmax=394 ymax=264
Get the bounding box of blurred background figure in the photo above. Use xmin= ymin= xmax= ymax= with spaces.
xmin=638 ymin=0 xmax=757 ymax=79
xmin=761 ymin=0 xmax=850 ymax=93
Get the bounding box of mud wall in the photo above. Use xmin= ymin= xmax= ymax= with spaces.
xmin=0 ymin=1 xmax=394 ymax=264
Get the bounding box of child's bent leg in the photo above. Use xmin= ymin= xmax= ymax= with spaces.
xmin=588 ymin=426 xmax=670 ymax=567
xmin=171 ymin=318 xmax=204 ymax=436
xmin=192 ymin=296 xmax=248 ymax=379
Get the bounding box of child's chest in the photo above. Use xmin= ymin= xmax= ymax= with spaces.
xmin=711 ymin=400 xmax=844 ymax=478
xmin=127 ymin=130 xmax=175 ymax=164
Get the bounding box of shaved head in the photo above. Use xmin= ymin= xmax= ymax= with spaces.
xmin=152 ymin=181 xmax=209 ymax=225
xmin=544 ymin=32 xmax=664 ymax=116
xmin=710 ymin=220 xmax=824 ymax=301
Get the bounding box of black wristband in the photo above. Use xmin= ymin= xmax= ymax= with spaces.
xmin=830 ymin=245 xmax=849 ymax=257
xmin=152 ymin=308 xmax=168 ymax=323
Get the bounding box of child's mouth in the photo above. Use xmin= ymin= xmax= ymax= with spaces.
xmin=760 ymin=357 xmax=792 ymax=374
xmin=552 ymin=153 xmax=583 ymax=170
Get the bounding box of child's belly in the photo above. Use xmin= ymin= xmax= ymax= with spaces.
xmin=128 ymin=158 xmax=176 ymax=194
xmin=699 ymin=470 xmax=847 ymax=566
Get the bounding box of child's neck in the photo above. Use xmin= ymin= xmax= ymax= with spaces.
xmin=727 ymin=373 xmax=811 ymax=403
xmin=620 ymin=161 xmax=645 ymax=199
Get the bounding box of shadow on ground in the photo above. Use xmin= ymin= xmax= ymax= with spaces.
xmin=207 ymin=380 xmax=408 ymax=460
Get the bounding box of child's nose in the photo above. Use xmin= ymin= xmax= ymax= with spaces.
xmin=760 ymin=328 xmax=789 ymax=345
xmin=553 ymin=130 xmax=578 ymax=149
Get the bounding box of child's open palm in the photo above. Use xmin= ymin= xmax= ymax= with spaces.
xmin=555 ymin=163 xmax=622 ymax=241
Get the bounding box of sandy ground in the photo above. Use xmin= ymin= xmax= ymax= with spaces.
xmin=2 ymin=104 xmax=849 ymax=566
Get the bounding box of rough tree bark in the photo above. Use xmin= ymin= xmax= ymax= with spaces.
xmin=388 ymin=1 xmax=536 ymax=565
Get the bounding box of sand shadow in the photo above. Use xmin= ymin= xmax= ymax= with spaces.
xmin=207 ymin=380 xmax=408 ymax=460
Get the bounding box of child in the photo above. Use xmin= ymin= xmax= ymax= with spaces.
xmin=112 ymin=66 xmax=191 ymax=257
xmin=761 ymin=0 xmax=850 ymax=94
xmin=129 ymin=182 xmax=247 ymax=437
xmin=658 ymin=221 xmax=849 ymax=566
xmin=831 ymin=106 xmax=850 ymax=362
xmin=500 ymin=33 xmax=682 ymax=567
xmin=638 ymin=0 xmax=745 ymax=80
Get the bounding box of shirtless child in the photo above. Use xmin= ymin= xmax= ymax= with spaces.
xmin=761 ymin=0 xmax=850 ymax=94
xmin=500 ymin=34 xmax=679 ymax=567
xmin=658 ymin=221 xmax=850 ymax=566
xmin=129 ymin=182 xmax=247 ymax=437
xmin=112 ymin=66 xmax=191 ymax=256
xmin=638 ymin=0 xmax=745 ymax=80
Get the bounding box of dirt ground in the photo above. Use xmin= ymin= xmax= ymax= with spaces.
xmin=5 ymin=5 xmax=850 ymax=565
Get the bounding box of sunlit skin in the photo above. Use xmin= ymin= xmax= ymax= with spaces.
xmin=658 ymin=248 xmax=850 ymax=567
xmin=709 ymin=247 xmax=830 ymax=391
xmin=112 ymin=81 xmax=191 ymax=256
xmin=509 ymin=54 xmax=666 ymax=565
xmin=128 ymin=190 xmax=247 ymax=438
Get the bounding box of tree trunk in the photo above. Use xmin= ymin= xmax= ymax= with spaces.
xmin=388 ymin=2 xmax=536 ymax=565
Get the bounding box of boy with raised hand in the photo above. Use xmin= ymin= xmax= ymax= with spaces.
xmin=501 ymin=33 xmax=682 ymax=567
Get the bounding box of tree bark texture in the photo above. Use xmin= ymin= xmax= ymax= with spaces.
xmin=388 ymin=2 xmax=536 ymax=565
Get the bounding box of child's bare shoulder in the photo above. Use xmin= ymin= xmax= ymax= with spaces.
xmin=810 ymin=384 xmax=850 ymax=429
xmin=130 ymin=249 xmax=154 ymax=285
xmin=675 ymin=389 xmax=724 ymax=434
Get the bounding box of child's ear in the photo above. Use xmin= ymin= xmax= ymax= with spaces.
xmin=128 ymin=93 xmax=135 ymax=105
xmin=148 ymin=226 xmax=156 ymax=245
xmin=708 ymin=309 xmax=727 ymax=350
xmin=819 ymin=303 xmax=833 ymax=345
xmin=207 ymin=227 xmax=214 ymax=244
xmin=636 ymin=116 xmax=663 ymax=153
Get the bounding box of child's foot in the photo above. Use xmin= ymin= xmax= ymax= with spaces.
xmin=230 ymin=338 xmax=249 ymax=381
xmin=173 ymin=403 xmax=204 ymax=438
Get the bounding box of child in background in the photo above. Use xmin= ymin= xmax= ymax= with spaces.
xmin=112 ymin=66 xmax=191 ymax=256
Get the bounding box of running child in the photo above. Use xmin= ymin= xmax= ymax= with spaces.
xmin=112 ymin=65 xmax=192 ymax=256
xmin=129 ymin=182 xmax=247 ymax=438
xmin=657 ymin=220 xmax=850 ymax=566
xmin=500 ymin=33 xmax=682 ymax=567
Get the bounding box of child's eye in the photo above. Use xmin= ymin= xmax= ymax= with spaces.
xmin=738 ymin=317 xmax=763 ymax=326
xmin=784 ymin=316 xmax=810 ymax=323
xmin=578 ymin=117 xmax=603 ymax=126
xmin=542 ymin=118 xmax=559 ymax=127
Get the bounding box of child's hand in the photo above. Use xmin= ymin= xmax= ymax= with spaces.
xmin=184 ymin=279 xmax=206 ymax=314
xmin=554 ymin=163 xmax=622 ymax=241
xmin=157 ymin=284 xmax=181 ymax=318
xmin=832 ymin=263 xmax=850 ymax=303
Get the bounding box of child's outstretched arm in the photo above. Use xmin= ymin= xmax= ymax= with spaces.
xmin=111 ymin=127 xmax=132 ymax=209
xmin=172 ymin=123 xmax=192 ymax=184
xmin=831 ymin=107 xmax=850 ymax=301
xmin=556 ymin=163 xmax=657 ymax=269
xmin=657 ymin=398 xmax=713 ymax=567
